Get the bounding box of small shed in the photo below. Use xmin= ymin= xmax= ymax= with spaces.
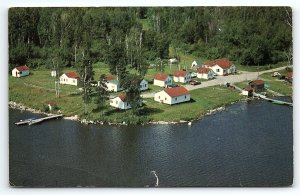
xmin=12 ymin=65 xmax=29 ymax=77
xmin=249 ymin=80 xmax=265 ymax=92
xmin=51 ymin=70 xmax=57 ymax=77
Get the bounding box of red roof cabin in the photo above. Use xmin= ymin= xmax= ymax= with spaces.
xmin=203 ymin=58 xmax=236 ymax=76
xmin=153 ymin=73 xmax=173 ymax=87
xmin=12 ymin=65 xmax=29 ymax=77
xmin=196 ymin=67 xmax=215 ymax=80
xmin=154 ymin=86 xmax=191 ymax=105
xmin=60 ymin=72 xmax=80 ymax=86
xmin=249 ymin=80 xmax=265 ymax=92
xmin=173 ymin=70 xmax=192 ymax=83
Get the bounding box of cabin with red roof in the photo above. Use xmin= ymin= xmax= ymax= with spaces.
xmin=154 ymin=86 xmax=191 ymax=105
xmin=249 ymin=80 xmax=265 ymax=92
xmin=102 ymin=75 xmax=123 ymax=92
xmin=196 ymin=67 xmax=215 ymax=80
xmin=203 ymin=58 xmax=236 ymax=76
xmin=173 ymin=70 xmax=191 ymax=83
xmin=60 ymin=72 xmax=80 ymax=86
xmin=153 ymin=73 xmax=173 ymax=87
xmin=12 ymin=65 xmax=29 ymax=77
xmin=110 ymin=94 xmax=131 ymax=110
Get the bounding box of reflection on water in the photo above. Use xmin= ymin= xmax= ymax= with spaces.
xmin=9 ymin=99 xmax=293 ymax=187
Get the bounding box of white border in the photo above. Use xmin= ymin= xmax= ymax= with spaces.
xmin=1 ymin=1 xmax=299 ymax=195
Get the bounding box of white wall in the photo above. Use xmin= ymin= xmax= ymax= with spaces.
xmin=110 ymin=97 xmax=131 ymax=109
xmin=11 ymin=69 xmax=29 ymax=77
xmin=173 ymin=74 xmax=191 ymax=83
xmin=154 ymin=77 xmax=172 ymax=87
xmin=170 ymin=94 xmax=190 ymax=104
xmin=154 ymin=91 xmax=172 ymax=104
xmin=106 ymin=81 xmax=122 ymax=92
xmin=197 ymin=70 xmax=214 ymax=79
xmin=60 ymin=74 xmax=78 ymax=86
xmin=154 ymin=91 xmax=190 ymax=105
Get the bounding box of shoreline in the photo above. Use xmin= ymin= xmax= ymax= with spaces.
xmin=9 ymin=99 xmax=244 ymax=126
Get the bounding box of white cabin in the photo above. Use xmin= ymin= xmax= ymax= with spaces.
xmin=11 ymin=65 xmax=29 ymax=77
xmin=203 ymin=58 xmax=236 ymax=76
xmin=154 ymin=86 xmax=190 ymax=105
xmin=173 ymin=70 xmax=191 ymax=83
xmin=196 ymin=68 xmax=215 ymax=80
xmin=153 ymin=73 xmax=173 ymax=87
xmin=110 ymin=95 xmax=131 ymax=110
xmin=60 ymin=72 xmax=79 ymax=86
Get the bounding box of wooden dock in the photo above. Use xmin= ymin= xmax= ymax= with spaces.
xmin=231 ymin=84 xmax=292 ymax=106
xmin=15 ymin=114 xmax=64 ymax=126
xmin=253 ymin=93 xmax=292 ymax=106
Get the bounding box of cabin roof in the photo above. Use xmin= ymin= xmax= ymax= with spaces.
xmin=15 ymin=65 xmax=29 ymax=71
xmin=204 ymin=58 xmax=232 ymax=69
xmin=164 ymin=86 xmax=190 ymax=97
xmin=174 ymin=70 xmax=189 ymax=77
xmin=65 ymin=72 xmax=79 ymax=78
xmin=154 ymin=73 xmax=170 ymax=81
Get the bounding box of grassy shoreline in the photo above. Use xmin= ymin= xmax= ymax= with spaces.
xmin=9 ymin=69 xmax=244 ymax=124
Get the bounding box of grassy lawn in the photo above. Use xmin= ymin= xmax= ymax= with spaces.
xmin=143 ymin=86 xmax=242 ymax=122
xmin=234 ymin=70 xmax=292 ymax=96
xmin=9 ymin=64 xmax=242 ymax=123
xmin=259 ymin=71 xmax=293 ymax=96
xmin=235 ymin=61 xmax=288 ymax=72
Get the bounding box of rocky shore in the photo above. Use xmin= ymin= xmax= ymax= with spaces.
xmin=9 ymin=100 xmax=241 ymax=126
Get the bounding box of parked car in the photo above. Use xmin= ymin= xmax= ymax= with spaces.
xmin=189 ymin=80 xmax=201 ymax=85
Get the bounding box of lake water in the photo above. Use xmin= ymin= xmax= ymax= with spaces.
xmin=9 ymin=98 xmax=293 ymax=187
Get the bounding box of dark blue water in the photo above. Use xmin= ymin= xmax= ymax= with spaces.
xmin=9 ymin=99 xmax=293 ymax=187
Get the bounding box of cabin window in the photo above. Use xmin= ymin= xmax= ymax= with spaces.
xmin=159 ymin=96 xmax=160 ymax=99
xmin=19 ymin=71 xmax=22 ymax=74
xmin=165 ymin=98 xmax=167 ymax=101
xmin=73 ymin=79 xmax=75 ymax=83
xmin=175 ymin=97 xmax=177 ymax=101
xmin=116 ymin=100 xmax=118 ymax=104
xmin=216 ymin=69 xmax=220 ymax=72
xmin=185 ymin=95 xmax=186 ymax=99
xmin=145 ymin=84 xmax=147 ymax=87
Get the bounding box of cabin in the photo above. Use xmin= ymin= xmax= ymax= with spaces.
xmin=11 ymin=65 xmax=29 ymax=77
xmin=140 ymin=79 xmax=149 ymax=91
xmin=191 ymin=60 xmax=202 ymax=69
xmin=173 ymin=70 xmax=191 ymax=83
xmin=153 ymin=73 xmax=173 ymax=87
xmin=154 ymin=86 xmax=190 ymax=105
xmin=249 ymin=80 xmax=265 ymax=92
xmin=110 ymin=94 xmax=131 ymax=110
xmin=203 ymin=58 xmax=236 ymax=76
xmin=59 ymin=72 xmax=79 ymax=86
xmin=102 ymin=75 xmax=123 ymax=92
xmin=196 ymin=67 xmax=214 ymax=80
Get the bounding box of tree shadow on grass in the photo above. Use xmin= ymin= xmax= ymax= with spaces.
xmin=139 ymin=107 xmax=164 ymax=116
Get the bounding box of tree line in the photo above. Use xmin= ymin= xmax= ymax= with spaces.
xmin=8 ymin=7 xmax=292 ymax=116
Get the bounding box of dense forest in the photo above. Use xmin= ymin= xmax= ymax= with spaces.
xmin=9 ymin=7 xmax=292 ymax=71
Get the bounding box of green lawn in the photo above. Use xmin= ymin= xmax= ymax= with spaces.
xmin=234 ymin=70 xmax=293 ymax=96
xmin=9 ymin=64 xmax=243 ymax=123
xmin=259 ymin=71 xmax=293 ymax=96
xmin=144 ymin=86 xmax=242 ymax=122
xmin=235 ymin=61 xmax=288 ymax=72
